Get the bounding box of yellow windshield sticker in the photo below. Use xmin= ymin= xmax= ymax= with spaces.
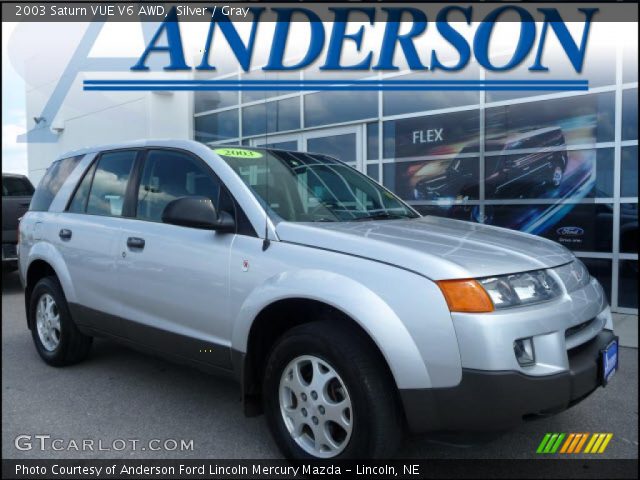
xmin=214 ymin=148 xmax=263 ymax=159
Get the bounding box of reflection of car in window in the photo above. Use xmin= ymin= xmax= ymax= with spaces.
xmin=414 ymin=127 xmax=567 ymax=201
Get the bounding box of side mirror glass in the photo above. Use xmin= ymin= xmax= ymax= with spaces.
xmin=161 ymin=196 xmax=235 ymax=232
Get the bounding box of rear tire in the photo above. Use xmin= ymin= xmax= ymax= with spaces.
xmin=29 ymin=276 xmax=92 ymax=366
xmin=263 ymin=319 xmax=403 ymax=459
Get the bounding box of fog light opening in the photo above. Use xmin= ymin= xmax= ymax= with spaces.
xmin=514 ymin=338 xmax=535 ymax=367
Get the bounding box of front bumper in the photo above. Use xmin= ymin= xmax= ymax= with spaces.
xmin=401 ymin=330 xmax=616 ymax=433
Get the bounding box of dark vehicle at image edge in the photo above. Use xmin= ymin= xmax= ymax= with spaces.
xmin=17 ymin=140 xmax=617 ymax=459
xmin=2 ymin=173 xmax=34 ymax=272
xmin=415 ymin=127 xmax=568 ymax=201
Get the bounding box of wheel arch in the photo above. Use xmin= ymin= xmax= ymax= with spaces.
xmin=231 ymin=270 xmax=432 ymax=415
xmin=239 ymin=298 xmax=400 ymax=414
xmin=24 ymin=247 xmax=76 ymax=329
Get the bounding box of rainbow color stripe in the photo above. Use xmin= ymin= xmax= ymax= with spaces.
xmin=537 ymin=433 xmax=613 ymax=454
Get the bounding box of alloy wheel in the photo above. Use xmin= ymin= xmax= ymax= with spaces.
xmin=36 ymin=293 xmax=61 ymax=351
xmin=278 ymin=355 xmax=353 ymax=458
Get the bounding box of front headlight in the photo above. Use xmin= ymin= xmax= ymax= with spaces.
xmin=479 ymin=270 xmax=563 ymax=309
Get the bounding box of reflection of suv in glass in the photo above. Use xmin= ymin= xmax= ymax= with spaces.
xmin=18 ymin=140 xmax=616 ymax=459
xmin=415 ymin=127 xmax=567 ymax=200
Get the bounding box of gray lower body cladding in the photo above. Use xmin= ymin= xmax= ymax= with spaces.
xmin=400 ymin=330 xmax=616 ymax=433
xmin=68 ymin=303 xmax=235 ymax=374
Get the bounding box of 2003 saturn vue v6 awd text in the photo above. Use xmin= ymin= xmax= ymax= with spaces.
xmin=18 ymin=140 xmax=618 ymax=459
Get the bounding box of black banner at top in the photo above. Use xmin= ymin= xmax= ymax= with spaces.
xmin=2 ymin=2 xmax=638 ymax=22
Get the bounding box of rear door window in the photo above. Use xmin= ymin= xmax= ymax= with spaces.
xmin=30 ymin=155 xmax=83 ymax=211
xmin=2 ymin=177 xmax=34 ymax=197
xmin=86 ymin=151 xmax=137 ymax=217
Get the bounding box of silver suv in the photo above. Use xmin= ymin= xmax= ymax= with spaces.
xmin=18 ymin=140 xmax=618 ymax=459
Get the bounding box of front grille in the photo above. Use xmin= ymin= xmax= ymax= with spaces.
xmin=565 ymin=318 xmax=596 ymax=340
xmin=2 ymin=243 xmax=17 ymax=260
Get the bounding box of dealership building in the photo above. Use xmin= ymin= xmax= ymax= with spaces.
xmin=19 ymin=20 xmax=638 ymax=315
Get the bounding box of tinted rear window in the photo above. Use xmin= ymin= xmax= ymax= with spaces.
xmin=30 ymin=155 xmax=83 ymax=211
xmin=2 ymin=176 xmax=34 ymax=197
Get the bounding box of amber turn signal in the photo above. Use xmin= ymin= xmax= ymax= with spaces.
xmin=437 ymin=279 xmax=495 ymax=313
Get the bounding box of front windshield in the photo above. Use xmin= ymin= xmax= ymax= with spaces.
xmin=214 ymin=147 xmax=419 ymax=222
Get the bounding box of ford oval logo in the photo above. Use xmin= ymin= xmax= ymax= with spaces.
xmin=557 ymin=226 xmax=584 ymax=236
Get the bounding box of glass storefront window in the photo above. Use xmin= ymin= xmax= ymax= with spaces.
xmin=366 ymin=164 xmax=379 ymax=181
xmin=383 ymin=121 xmax=396 ymax=159
xmin=621 ymin=146 xmax=638 ymax=197
xmin=307 ymin=133 xmax=357 ymax=164
xmin=242 ymin=97 xmax=300 ymax=137
xmin=592 ymin=149 xmax=615 ymax=198
xmin=485 ymin=43 xmax=615 ymax=103
xmin=622 ymin=89 xmax=638 ymax=141
xmin=193 ymin=76 xmax=239 ymax=114
xmin=391 ymin=110 xmax=481 ymax=159
xmin=484 ymin=148 xmax=613 ymax=200
xmin=486 ymin=203 xmax=614 ymax=253
xmin=194 ymin=109 xmax=238 ymax=143
xmin=485 ymin=92 xmax=616 ymax=149
xmin=304 ymin=91 xmax=377 ymax=128
xmin=383 ymin=68 xmax=480 ymax=116
xmin=413 ymin=204 xmax=481 ymax=222
xmin=382 ymin=163 xmax=395 ymax=190
xmin=254 ymin=140 xmax=298 ymax=151
xmin=367 ymin=122 xmax=379 ymax=160
xmin=619 ymin=260 xmax=639 ymax=309
xmin=395 ymin=157 xmax=479 ymax=201
xmin=581 ymin=258 xmax=612 ymax=303
xmin=620 ymin=203 xmax=638 ymax=254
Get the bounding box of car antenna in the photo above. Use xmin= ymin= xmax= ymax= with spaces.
xmin=262 ymin=76 xmax=271 ymax=251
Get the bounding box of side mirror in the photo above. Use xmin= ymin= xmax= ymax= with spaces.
xmin=161 ymin=196 xmax=235 ymax=232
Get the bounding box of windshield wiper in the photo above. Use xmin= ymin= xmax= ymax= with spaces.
xmin=352 ymin=212 xmax=411 ymax=222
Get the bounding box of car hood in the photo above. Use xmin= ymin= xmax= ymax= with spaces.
xmin=275 ymin=216 xmax=574 ymax=280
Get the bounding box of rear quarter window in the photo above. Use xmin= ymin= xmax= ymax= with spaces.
xmin=30 ymin=155 xmax=83 ymax=212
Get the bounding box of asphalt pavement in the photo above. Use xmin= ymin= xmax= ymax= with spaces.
xmin=2 ymin=270 xmax=638 ymax=459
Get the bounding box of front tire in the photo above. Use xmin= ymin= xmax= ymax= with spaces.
xmin=263 ymin=320 xmax=403 ymax=459
xmin=29 ymin=276 xmax=92 ymax=366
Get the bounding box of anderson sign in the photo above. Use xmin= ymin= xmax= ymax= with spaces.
xmin=131 ymin=6 xmax=597 ymax=73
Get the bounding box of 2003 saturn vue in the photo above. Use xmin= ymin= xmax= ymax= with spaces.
xmin=18 ymin=140 xmax=618 ymax=459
